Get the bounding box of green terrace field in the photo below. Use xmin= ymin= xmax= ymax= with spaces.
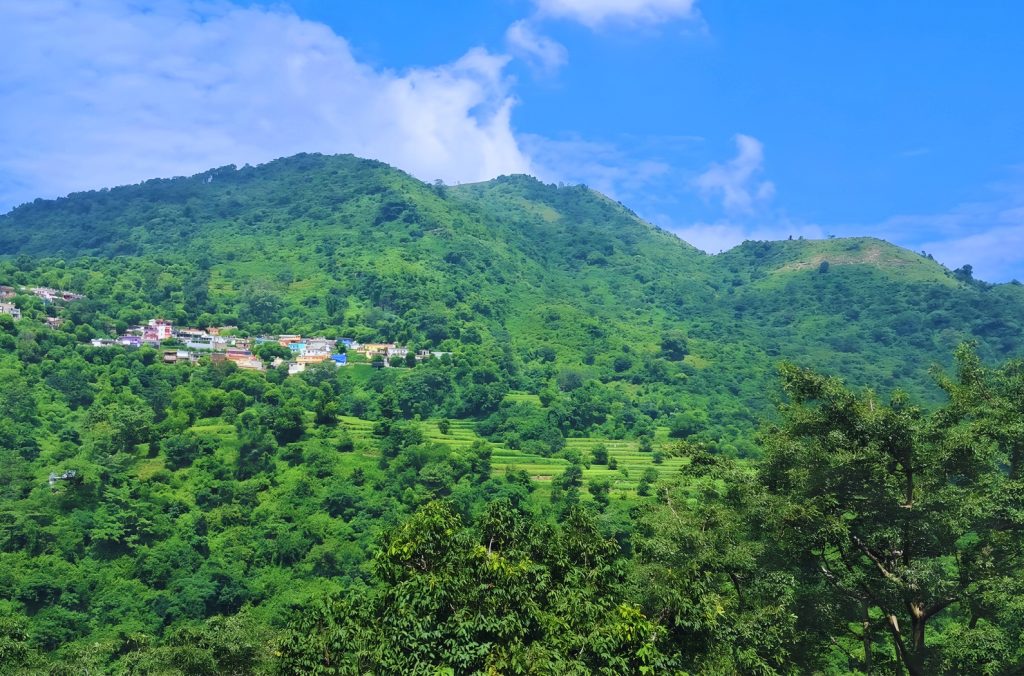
xmin=336 ymin=415 xmax=689 ymax=500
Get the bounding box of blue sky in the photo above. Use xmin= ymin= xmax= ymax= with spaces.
xmin=2 ymin=1 xmax=1023 ymax=281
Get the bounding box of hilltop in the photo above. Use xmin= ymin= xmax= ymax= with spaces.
xmin=718 ymin=236 xmax=957 ymax=284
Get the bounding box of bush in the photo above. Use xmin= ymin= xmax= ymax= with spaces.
xmin=162 ymin=431 xmax=217 ymax=470
xmin=336 ymin=432 xmax=354 ymax=453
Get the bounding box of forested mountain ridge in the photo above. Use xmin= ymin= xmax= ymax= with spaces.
xmin=2 ymin=153 xmax=1019 ymax=440
xmin=1 ymin=154 xmax=1023 ymax=673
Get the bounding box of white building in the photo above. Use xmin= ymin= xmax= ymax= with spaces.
xmin=0 ymin=302 xmax=21 ymax=320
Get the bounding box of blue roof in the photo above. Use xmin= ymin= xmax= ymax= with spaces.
xmin=331 ymin=353 xmax=347 ymax=363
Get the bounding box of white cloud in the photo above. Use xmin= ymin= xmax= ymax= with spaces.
xmin=862 ymin=176 xmax=1024 ymax=282
xmin=693 ymin=134 xmax=775 ymax=214
xmin=0 ymin=0 xmax=531 ymax=209
xmin=532 ymin=0 xmax=698 ymax=27
xmin=522 ymin=133 xmax=672 ymax=200
xmin=920 ymin=225 xmax=1024 ymax=282
xmin=506 ymin=20 xmax=568 ymax=73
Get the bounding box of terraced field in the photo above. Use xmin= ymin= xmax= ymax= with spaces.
xmin=336 ymin=415 xmax=690 ymax=498
xmin=185 ymin=406 xmax=691 ymax=501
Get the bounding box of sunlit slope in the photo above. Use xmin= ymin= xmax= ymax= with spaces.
xmin=2 ymin=152 xmax=1023 ymax=418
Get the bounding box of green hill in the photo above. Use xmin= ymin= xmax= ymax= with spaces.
xmin=2 ymin=153 xmax=1022 ymax=450
xmin=3 ymin=154 xmax=1024 ymax=672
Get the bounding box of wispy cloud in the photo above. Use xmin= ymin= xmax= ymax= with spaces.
xmin=506 ymin=20 xmax=568 ymax=73
xmin=531 ymin=0 xmax=699 ymax=28
xmin=674 ymin=158 xmax=1024 ymax=281
xmin=693 ymin=134 xmax=775 ymax=214
xmin=861 ymin=172 xmax=1024 ymax=281
xmin=897 ymin=147 xmax=930 ymax=158
xmin=521 ymin=133 xmax=707 ymax=211
xmin=0 ymin=1 xmax=531 ymax=209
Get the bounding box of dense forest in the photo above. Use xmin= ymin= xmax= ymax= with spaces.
xmin=1 ymin=154 xmax=1022 ymax=673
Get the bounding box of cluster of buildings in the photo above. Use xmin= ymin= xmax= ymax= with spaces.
xmin=29 ymin=287 xmax=85 ymax=303
xmin=351 ymin=341 xmax=448 ymax=363
xmin=89 ymin=319 xmax=348 ymax=373
xmin=87 ymin=319 xmax=445 ymax=375
xmin=0 ymin=286 xmax=22 ymax=320
xmin=1 ymin=284 xmax=84 ymax=322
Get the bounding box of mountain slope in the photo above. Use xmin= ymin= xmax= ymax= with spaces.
xmin=2 ymin=153 xmax=1022 ymax=450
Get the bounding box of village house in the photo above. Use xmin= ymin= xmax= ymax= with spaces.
xmin=30 ymin=287 xmax=85 ymax=303
xmin=45 ymin=316 xmax=64 ymax=328
xmin=185 ymin=337 xmax=214 ymax=351
xmin=0 ymin=286 xmax=14 ymax=299
xmin=162 ymin=350 xmax=194 ymax=365
xmin=305 ymin=338 xmax=335 ymax=355
xmin=0 ymin=302 xmax=21 ymax=320
xmin=176 ymin=328 xmax=207 ymax=340
xmin=296 ymin=353 xmax=331 ymax=365
xmin=359 ymin=342 xmax=395 ymax=357
xmin=210 ymin=336 xmax=233 ymax=350
xmin=143 ymin=319 xmax=173 ymax=344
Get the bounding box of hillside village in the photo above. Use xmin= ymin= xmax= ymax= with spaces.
xmin=1 ymin=283 xmax=450 ymax=374
xmin=2 ymin=284 xmax=85 ymax=324
xmin=88 ymin=319 xmax=450 ymax=373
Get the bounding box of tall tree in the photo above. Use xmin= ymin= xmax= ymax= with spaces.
xmin=760 ymin=347 xmax=1024 ymax=674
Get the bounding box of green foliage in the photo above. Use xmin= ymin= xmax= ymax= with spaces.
xmin=161 ymin=430 xmax=217 ymax=470
xmin=1 ymin=154 xmax=1024 ymax=672
xmin=759 ymin=345 xmax=1024 ymax=674
xmin=278 ymin=500 xmax=673 ymax=674
xmin=659 ymin=331 xmax=689 ymax=361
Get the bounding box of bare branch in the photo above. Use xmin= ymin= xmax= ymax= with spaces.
xmin=852 ymin=536 xmax=904 ymax=585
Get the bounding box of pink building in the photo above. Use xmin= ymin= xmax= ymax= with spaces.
xmin=146 ymin=319 xmax=173 ymax=342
